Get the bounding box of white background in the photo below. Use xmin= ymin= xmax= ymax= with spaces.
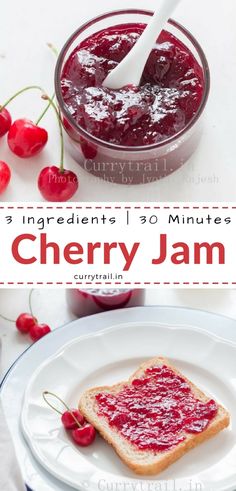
xmin=1 ymin=288 xmax=236 ymax=378
xmin=1 ymin=0 xmax=236 ymax=202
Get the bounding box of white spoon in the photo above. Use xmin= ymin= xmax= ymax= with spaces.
xmin=103 ymin=0 xmax=181 ymax=90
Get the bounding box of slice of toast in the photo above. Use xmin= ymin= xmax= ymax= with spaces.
xmin=79 ymin=357 xmax=230 ymax=475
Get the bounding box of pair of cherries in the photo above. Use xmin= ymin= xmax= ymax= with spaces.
xmin=43 ymin=391 xmax=96 ymax=447
xmin=62 ymin=408 xmax=96 ymax=446
xmin=16 ymin=312 xmax=51 ymax=342
xmin=0 ymin=88 xmax=79 ymax=201
xmin=0 ymin=290 xmax=51 ymax=342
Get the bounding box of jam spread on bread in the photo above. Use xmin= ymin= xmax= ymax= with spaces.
xmin=61 ymin=25 xmax=204 ymax=146
xmin=95 ymin=365 xmax=218 ymax=452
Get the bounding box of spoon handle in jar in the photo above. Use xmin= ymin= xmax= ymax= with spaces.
xmin=103 ymin=0 xmax=182 ymax=89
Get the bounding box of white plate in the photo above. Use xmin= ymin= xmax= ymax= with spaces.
xmin=1 ymin=305 xmax=236 ymax=491
xmin=21 ymin=320 xmax=236 ymax=491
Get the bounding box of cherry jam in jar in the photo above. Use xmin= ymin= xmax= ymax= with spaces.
xmin=55 ymin=10 xmax=210 ymax=184
xmin=66 ymin=288 xmax=145 ymax=317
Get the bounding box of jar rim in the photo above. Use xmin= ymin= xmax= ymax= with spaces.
xmin=55 ymin=8 xmax=210 ymax=153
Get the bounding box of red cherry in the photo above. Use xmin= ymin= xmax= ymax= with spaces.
xmin=7 ymin=118 xmax=48 ymax=158
xmin=0 ymin=108 xmax=12 ymax=136
xmin=72 ymin=423 xmax=96 ymax=446
xmin=0 ymin=161 xmax=11 ymax=194
xmin=30 ymin=323 xmax=51 ymax=342
xmin=61 ymin=410 xmax=85 ymax=430
xmin=38 ymin=166 xmax=79 ymax=202
xmin=16 ymin=313 xmax=36 ymax=334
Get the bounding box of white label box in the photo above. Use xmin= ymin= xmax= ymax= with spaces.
xmin=0 ymin=202 xmax=235 ymax=288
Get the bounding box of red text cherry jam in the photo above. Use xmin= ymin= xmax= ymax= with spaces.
xmin=95 ymin=365 xmax=218 ymax=452
xmin=61 ymin=24 xmax=204 ymax=147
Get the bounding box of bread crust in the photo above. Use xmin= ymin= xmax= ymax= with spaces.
xmin=79 ymin=356 xmax=230 ymax=475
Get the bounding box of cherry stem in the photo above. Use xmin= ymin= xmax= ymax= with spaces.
xmin=35 ymin=43 xmax=59 ymax=126
xmin=41 ymin=94 xmax=64 ymax=171
xmin=28 ymin=288 xmax=37 ymax=322
xmin=0 ymin=85 xmax=46 ymax=112
xmin=42 ymin=391 xmax=82 ymax=427
xmin=0 ymin=85 xmax=53 ymax=131
xmin=47 ymin=43 xmax=59 ymax=57
xmin=35 ymin=95 xmax=55 ymax=126
xmin=0 ymin=313 xmax=15 ymax=323
xmin=0 ymin=288 xmax=36 ymax=324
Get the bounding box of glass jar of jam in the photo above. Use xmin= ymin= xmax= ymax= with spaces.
xmin=55 ymin=9 xmax=210 ymax=185
xmin=66 ymin=288 xmax=145 ymax=317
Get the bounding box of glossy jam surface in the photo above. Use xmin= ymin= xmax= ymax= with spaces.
xmin=96 ymin=365 xmax=218 ymax=452
xmin=61 ymin=24 xmax=204 ymax=147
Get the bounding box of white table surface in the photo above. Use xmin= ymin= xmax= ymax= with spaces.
xmin=1 ymin=0 xmax=236 ymax=202
xmin=1 ymin=288 xmax=236 ymax=379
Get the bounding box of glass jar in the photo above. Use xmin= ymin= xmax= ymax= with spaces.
xmin=66 ymin=288 xmax=145 ymax=317
xmin=55 ymin=9 xmax=210 ymax=185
